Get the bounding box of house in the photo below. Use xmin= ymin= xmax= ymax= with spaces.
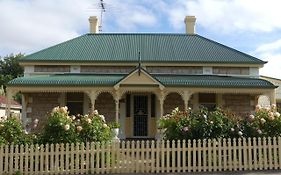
xmin=6 ymin=16 xmax=276 ymax=139
xmin=261 ymin=76 xmax=281 ymax=109
xmin=0 ymin=96 xmax=21 ymax=118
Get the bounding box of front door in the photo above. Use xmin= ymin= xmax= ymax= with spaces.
xmin=133 ymin=95 xmax=148 ymax=137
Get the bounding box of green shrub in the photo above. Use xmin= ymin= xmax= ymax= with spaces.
xmin=159 ymin=105 xmax=281 ymax=140
xmin=0 ymin=116 xmax=33 ymax=145
xmin=78 ymin=112 xmax=112 ymax=143
xmin=39 ymin=106 xmax=80 ymax=144
xmin=39 ymin=107 xmax=113 ymax=144
xmin=158 ymin=107 xmax=241 ymax=140
xmin=242 ymin=104 xmax=281 ymax=137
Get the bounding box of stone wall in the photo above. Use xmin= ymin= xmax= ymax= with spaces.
xmin=81 ymin=66 xmax=134 ymax=73
xmin=26 ymin=93 xmax=60 ymax=130
xmin=213 ymin=67 xmax=249 ymax=75
xmin=223 ymin=94 xmax=254 ymax=117
xmin=146 ymin=66 xmax=203 ymax=74
xmin=34 ymin=65 xmax=70 ymax=72
xmin=95 ymin=93 xmax=115 ymax=123
xmin=164 ymin=93 xmax=184 ymax=115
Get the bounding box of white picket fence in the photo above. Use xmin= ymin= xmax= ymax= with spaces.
xmin=1 ymin=137 xmax=281 ymax=174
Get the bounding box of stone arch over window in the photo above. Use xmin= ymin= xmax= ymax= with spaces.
xmin=95 ymin=92 xmax=115 ymax=123
xmin=163 ymin=92 xmax=184 ymax=115
xmin=258 ymin=95 xmax=270 ymax=107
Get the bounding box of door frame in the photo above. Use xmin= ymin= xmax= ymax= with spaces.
xmin=130 ymin=93 xmax=151 ymax=138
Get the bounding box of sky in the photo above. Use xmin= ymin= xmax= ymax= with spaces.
xmin=0 ymin=0 xmax=281 ymax=79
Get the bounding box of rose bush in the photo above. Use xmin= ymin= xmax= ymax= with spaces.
xmin=39 ymin=107 xmax=113 ymax=144
xmin=242 ymin=104 xmax=281 ymax=137
xmin=158 ymin=107 xmax=242 ymax=140
xmin=159 ymin=105 xmax=281 ymax=140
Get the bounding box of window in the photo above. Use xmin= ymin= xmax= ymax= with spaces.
xmin=126 ymin=94 xmax=131 ymax=117
xmin=66 ymin=93 xmax=84 ymax=115
xmin=199 ymin=93 xmax=216 ymax=111
xmin=151 ymin=94 xmax=156 ymax=118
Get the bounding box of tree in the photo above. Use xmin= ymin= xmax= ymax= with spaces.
xmin=0 ymin=53 xmax=24 ymax=89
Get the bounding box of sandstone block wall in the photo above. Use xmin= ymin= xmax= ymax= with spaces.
xmin=163 ymin=93 xmax=184 ymax=115
xmin=26 ymin=93 xmax=60 ymax=130
xmin=223 ymin=94 xmax=254 ymax=117
xmin=95 ymin=93 xmax=115 ymax=123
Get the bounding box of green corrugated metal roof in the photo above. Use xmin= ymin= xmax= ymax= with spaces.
xmin=21 ymin=33 xmax=265 ymax=64
xmin=8 ymin=74 xmax=275 ymax=88
xmin=8 ymin=74 xmax=124 ymax=86
xmin=154 ymin=75 xmax=276 ymax=88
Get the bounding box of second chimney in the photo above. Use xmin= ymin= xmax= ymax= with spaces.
xmin=184 ymin=16 xmax=196 ymax=34
xmin=88 ymin=16 xmax=99 ymax=34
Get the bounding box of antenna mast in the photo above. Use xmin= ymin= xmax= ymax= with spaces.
xmin=99 ymin=0 xmax=106 ymax=32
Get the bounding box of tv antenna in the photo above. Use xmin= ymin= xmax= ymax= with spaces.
xmin=98 ymin=0 xmax=106 ymax=32
xmin=88 ymin=0 xmax=119 ymax=32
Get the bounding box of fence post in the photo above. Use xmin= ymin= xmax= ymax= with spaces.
xmin=253 ymin=137 xmax=258 ymax=170
xmin=65 ymin=143 xmax=69 ymax=174
xmin=187 ymin=139 xmax=191 ymax=172
xmin=155 ymin=140 xmax=160 ymax=173
xmin=140 ymin=140 xmax=145 ymax=173
xmin=193 ymin=139 xmax=197 ymax=172
xmin=198 ymin=139 xmax=202 ymax=172
xmin=243 ymin=138 xmax=248 ymax=171
xmin=177 ymin=140 xmax=181 ymax=173
xmin=14 ymin=145 xmax=19 ymax=173
xmin=278 ymin=137 xmax=281 ymax=169
xmin=130 ymin=140 xmax=135 ymax=173
xmin=222 ymin=138 xmax=227 ymax=171
xmin=217 ymin=138 xmax=222 ymax=171
xmin=238 ymin=138 xmax=242 ymax=171
xmin=262 ymin=137 xmax=269 ymax=170
xmin=258 ymin=137 xmax=263 ymax=170
xmin=136 ymin=141 xmax=140 ymax=173
xmin=80 ymin=142 xmax=85 ymax=174
xmin=213 ymin=139 xmax=217 ymax=172
xmin=171 ymin=140 xmax=176 ymax=173
xmin=70 ymin=143 xmax=75 ymax=174
xmin=161 ymin=140 xmax=165 ymax=173
xmin=166 ymin=140 xmax=170 ymax=173
xmin=39 ymin=144 xmax=44 ymax=174
xmin=233 ymin=138 xmax=237 ymax=171
xmin=263 ymin=137 xmax=268 ymax=170
xmin=145 ymin=140 xmax=150 ymax=173
xmin=227 ymin=138 xmax=232 ymax=171
xmin=207 ymin=139 xmax=212 ymax=172
xmin=273 ymin=137 xmax=278 ymax=169
xmin=268 ymin=137 xmax=273 ymax=170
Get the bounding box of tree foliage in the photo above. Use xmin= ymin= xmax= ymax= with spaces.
xmin=0 ymin=53 xmax=24 ymax=89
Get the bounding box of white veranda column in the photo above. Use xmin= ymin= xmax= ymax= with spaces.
xmin=156 ymin=91 xmax=165 ymax=140
xmin=86 ymin=90 xmax=97 ymax=114
xmin=114 ymin=91 xmax=121 ymax=123
xmin=183 ymin=91 xmax=193 ymax=111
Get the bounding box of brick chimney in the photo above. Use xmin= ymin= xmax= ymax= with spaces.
xmin=184 ymin=16 xmax=196 ymax=34
xmin=88 ymin=16 xmax=99 ymax=33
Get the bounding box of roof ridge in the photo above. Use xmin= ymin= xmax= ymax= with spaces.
xmin=86 ymin=33 xmax=192 ymax=36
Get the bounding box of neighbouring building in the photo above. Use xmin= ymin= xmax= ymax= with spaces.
xmin=261 ymin=76 xmax=281 ymax=109
xmin=0 ymin=96 xmax=21 ymax=118
xmin=6 ymin=16 xmax=277 ymax=139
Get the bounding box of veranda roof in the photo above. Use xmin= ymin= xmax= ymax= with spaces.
xmin=8 ymin=74 xmax=276 ymax=89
